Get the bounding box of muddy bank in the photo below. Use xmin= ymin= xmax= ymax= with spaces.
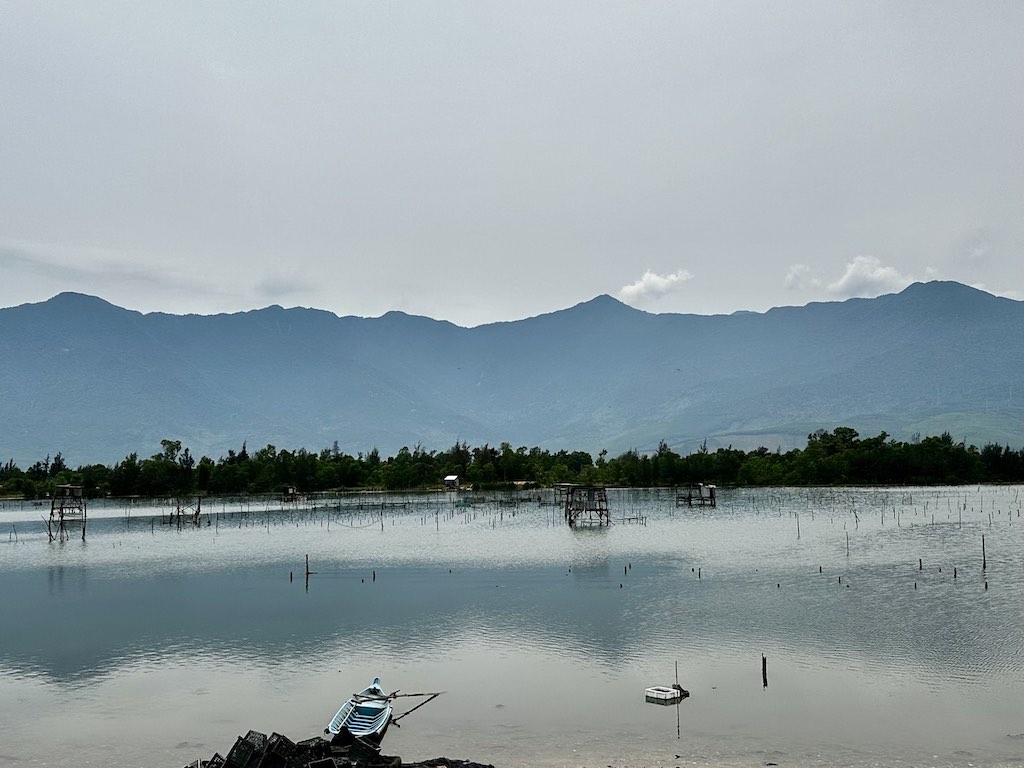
xmin=182 ymin=729 xmax=494 ymax=768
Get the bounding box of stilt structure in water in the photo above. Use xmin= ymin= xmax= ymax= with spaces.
xmin=563 ymin=485 xmax=611 ymax=527
xmin=171 ymin=495 xmax=202 ymax=528
xmin=47 ymin=484 xmax=86 ymax=541
xmin=676 ymin=483 xmax=717 ymax=508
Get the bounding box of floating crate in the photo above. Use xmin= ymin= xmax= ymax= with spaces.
xmin=645 ymin=685 xmax=685 ymax=704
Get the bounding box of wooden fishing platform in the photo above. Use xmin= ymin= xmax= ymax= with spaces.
xmin=676 ymin=483 xmax=717 ymax=508
xmin=167 ymin=496 xmax=204 ymax=528
xmin=47 ymin=484 xmax=86 ymax=542
xmin=561 ymin=485 xmax=611 ymax=527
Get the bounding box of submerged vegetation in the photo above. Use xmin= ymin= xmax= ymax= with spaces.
xmin=1 ymin=428 xmax=1022 ymax=499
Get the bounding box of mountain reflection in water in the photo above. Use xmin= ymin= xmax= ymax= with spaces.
xmin=1 ymin=486 xmax=1022 ymax=768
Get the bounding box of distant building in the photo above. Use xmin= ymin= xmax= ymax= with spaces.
xmin=444 ymin=475 xmax=459 ymax=490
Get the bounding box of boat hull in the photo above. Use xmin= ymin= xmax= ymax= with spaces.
xmin=325 ymin=677 xmax=393 ymax=745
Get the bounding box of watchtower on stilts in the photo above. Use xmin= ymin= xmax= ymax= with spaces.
xmin=48 ymin=484 xmax=86 ymax=541
xmin=563 ymin=485 xmax=611 ymax=527
xmin=171 ymin=496 xmax=202 ymax=528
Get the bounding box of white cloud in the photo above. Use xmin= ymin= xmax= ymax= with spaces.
xmin=784 ymin=263 xmax=821 ymax=290
xmin=827 ymin=256 xmax=914 ymax=299
xmin=617 ymin=269 xmax=693 ymax=304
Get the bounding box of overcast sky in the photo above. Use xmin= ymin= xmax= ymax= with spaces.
xmin=2 ymin=2 xmax=1021 ymax=326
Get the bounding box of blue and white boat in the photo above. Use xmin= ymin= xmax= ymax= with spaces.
xmin=325 ymin=677 xmax=393 ymax=745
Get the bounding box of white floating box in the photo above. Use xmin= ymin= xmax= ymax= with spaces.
xmin=645 ymin=685 xmax=685 ymax=704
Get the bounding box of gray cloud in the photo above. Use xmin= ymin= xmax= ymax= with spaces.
xmin=254 ymin=275 xmax=321 ymax=303
xmin=0 ymin=240 xmax=227 ymax=304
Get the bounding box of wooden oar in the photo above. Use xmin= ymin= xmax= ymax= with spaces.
xmin=390 ymin=692 xmax=444 ymax=725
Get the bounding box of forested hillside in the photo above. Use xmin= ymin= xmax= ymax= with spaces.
xmin=1 ymin=281 xmax=1021 ymax=465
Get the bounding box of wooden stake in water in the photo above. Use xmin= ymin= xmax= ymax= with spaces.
xmin=982 ymin=535 xmax=987 ymax=571
xmin=674 ymin=660 xmax=682 ymax=738
xmin=305 ymin=554 xmax=317 ymax=592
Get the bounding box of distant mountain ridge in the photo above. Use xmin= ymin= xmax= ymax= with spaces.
xmin=0 ymin=281 xmax=1021 ymax=466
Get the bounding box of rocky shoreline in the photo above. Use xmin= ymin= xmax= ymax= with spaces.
xmin=182 ymin=728 xmax=493 ymax=768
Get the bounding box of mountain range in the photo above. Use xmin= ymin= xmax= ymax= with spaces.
xmin=0 ymin=281 xmax=1020 ymax=467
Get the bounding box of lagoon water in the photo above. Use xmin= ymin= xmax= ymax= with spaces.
xmin=1 ymin=486 xmax=1023 ymax=768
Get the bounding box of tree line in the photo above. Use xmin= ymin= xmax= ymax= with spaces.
xmin=1 ymin=428 xmax=1022 ymax=500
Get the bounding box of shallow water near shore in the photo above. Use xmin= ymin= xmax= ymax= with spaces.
xmin=2 ymin=486 xmax=1023 ymax=767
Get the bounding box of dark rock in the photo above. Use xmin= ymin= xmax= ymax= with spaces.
xmin=185 ymin=731 xmax=493 ymax=768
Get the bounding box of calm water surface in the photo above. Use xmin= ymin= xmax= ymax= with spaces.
xmin=1 ymin=486 xmax=1022 ymax=768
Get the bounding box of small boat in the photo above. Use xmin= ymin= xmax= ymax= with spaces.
xmin=325 ymin=677 xmax=393 ymax=745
